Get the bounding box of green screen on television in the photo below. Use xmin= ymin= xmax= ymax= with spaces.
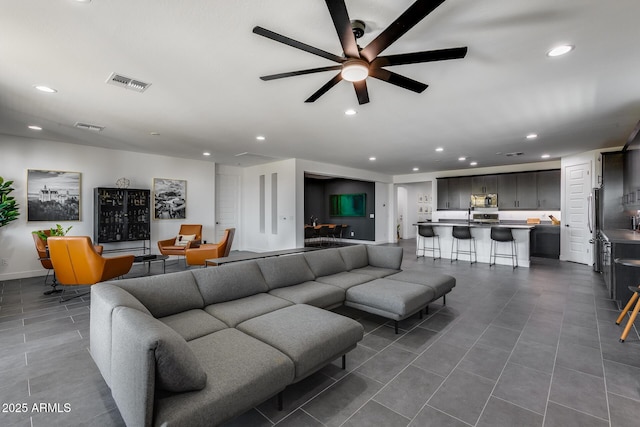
xmin=329 ymin=193 xmax=366 ymax=217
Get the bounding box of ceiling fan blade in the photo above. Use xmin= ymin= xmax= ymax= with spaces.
xmin=360 ymin=0 xmax=446 ymax=62
xmin=260 ymin=65 xmax=343 ymax=81
xmin=373 ymin=47 xmax=468 ymax=67
xmin=253 ymin=26 xmax=345 ymax=63
xmin=370 ymin=68 xmax=428 ymax=93
xmin=325 ymin=0 xmax=360 ymax=58
xmin=353 ymin=80 xmax=370 ymax=105
xmin=305 ymin=73 xmax=343 ymax=103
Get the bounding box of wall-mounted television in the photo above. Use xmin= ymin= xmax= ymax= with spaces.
xmin=329 ymin=193 xmax=366 ymax=217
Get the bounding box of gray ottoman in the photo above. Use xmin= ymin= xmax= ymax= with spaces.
xmin=387 ymin=270 xmax=456 ymax=302
xmin=345 ymin=278 xmax=436 ymax=333
xmin=236 ymin=304 xmax=364 ymax=381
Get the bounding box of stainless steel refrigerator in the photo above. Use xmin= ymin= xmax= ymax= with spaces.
xmin=590 ymin=152 xmax=628 ymax=272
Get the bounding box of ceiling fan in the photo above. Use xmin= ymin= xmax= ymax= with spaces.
xmin=253 ymin=0 xmax=468 ymax=105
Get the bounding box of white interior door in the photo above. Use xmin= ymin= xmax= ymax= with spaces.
xmin=563 ymin=162 xmax=592 ymax=264
xmin=215 ymin=174 xmax=240 ymax=246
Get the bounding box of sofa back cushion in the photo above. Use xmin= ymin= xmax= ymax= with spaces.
xmin=339 ymin=245 xmax=369 ymax=270
xmin=366 ymin=245 xmax=403 ymax=270
xmin=114 ymin=307 xmax=207 ymax=393
xmin=191 ymin=260 xmax=269 ymax=305
xmin=303 ymin=248 xmax=347 ymax=277
xmin=113 ymin=271 xmax=204 ymax=318
xmin=256 ymin=255 xmax=315 ymax=290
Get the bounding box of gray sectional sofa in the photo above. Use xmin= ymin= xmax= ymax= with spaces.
xmin=90 ymin=244 xmax=455 ymax=426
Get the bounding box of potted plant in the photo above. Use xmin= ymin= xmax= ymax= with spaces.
xmin=33 ymin=224 xmax=73 ymax=242
xmin=0 ymin=176 xmax=19 ymax=228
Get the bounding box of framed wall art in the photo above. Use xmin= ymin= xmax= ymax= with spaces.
xmin=153 ymin=178 xmax=186 ymax=219
xmin=27 ymin=169 xmax=81 ymax=221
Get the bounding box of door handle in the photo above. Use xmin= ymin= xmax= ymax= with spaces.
xmin=565 ymin=224 xmax=569 ymax=227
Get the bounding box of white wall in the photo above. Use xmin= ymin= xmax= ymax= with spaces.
xmin=242 ymin=158 xmax=297 ymax=252
xmin=397 ymin=181 xmax=432 ymax=239
xmin=0 ymin=135 xmax=215 ymax=280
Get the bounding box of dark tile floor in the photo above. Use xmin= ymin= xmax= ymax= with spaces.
xmin=1 ymin=241 xmax=639 ymax=426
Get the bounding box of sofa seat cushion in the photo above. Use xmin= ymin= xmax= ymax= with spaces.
xmin=154 ymin=328 xmax=294 ymax=427
xmin=204 ymin=293 xmax=293 ymax=327
xmin=159 ymin=309 xmax=228 ymax=341
xmin=387 ymin=270 xmax=456 ymax=299
xmin=314 ymin=271 xmax=375 ymax=290
xmin=268 ymin=281 xmax=345 ymax=308
xmin=237 ymin=304 xmax=364 ymax=380
xmin=346 ymin=279 xmax=436 ymax=321
xmin=257 ymin=255 xmax=315 ymax=290
xmin=351 ymin=266 xmax=401 ymax=279
xmin=113 ymin=271 xmax=204 ymax=318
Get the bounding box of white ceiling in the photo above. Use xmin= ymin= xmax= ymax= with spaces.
xmin=1 ymin=0 xmax=638 ymax=175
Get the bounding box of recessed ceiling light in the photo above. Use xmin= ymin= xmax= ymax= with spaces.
xmin=412 ymin=167 xmax=419 ymax=172
xmin=256 ymin=135 xmax=266 ymax=141
xmin=435 ymin=147 xmax=444 ymax=152
xmin=470 ymin=161 xmax=478 ymax=166
xmin=547 ymin=45 xmax=573 ymax=57
xmin=28 ymin=125 xmax=42 ymax=131
xmin=458 ymin=157 xmax=466 ymax=161
xmin=203 ymin=152 xmax=211 ymax=156
xmin=150 ymin=131 xmax=160 ymax=136
xmin=526 ymin=133 xmax=538 ymax=140
xmin=369 ymin=157 xmax=376 ymax=161
xmin=345 ymin=109 xmax=357 ymax=116
xmin=541 ymin=154 xmax=550 ymax=159
xmin=34 ymin=85 xmax=57 ymax=93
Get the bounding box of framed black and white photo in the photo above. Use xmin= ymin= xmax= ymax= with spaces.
xmin=27 ymin=169 xmax=81 ymax=221
xmin=153 ymin=178 xmax=186 ymax=219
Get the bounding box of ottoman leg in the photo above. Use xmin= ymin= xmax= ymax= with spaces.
xmin=277 ymin=391 xmax=284 ymax=411
xmin=342 ymin=354 xmax=346 ymax=370
xmin=394 ymin=321 xmax=399 ymax=334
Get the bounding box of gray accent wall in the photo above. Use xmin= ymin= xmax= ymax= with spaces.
xmin=304 ymin=177 xmax=375 ymax=241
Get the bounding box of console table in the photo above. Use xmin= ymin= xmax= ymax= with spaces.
xmin=133 ymin=254 xmax=168 ymax=274
xmin=205 ymin=247 xmax=319 ymax=266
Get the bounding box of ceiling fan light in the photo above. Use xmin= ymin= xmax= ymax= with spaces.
xmin=341 ymin=60 xmax=369 ymax=82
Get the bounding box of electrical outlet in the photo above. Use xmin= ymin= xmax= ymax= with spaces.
xmin=0 ymin=258 xmax=8 ymax=266
xmin=350 ymin=231 xmax=355 ymax=237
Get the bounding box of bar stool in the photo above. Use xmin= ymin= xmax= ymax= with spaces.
xmin=417 ymin=225 xmax=441 ymax=260
xmin=490 ymin=227 xmax=518 ymax=268
xmin=614 ymin=258 xmax=640 ymax=343
xmin=451 ymin=226 xmax=477 ymax=264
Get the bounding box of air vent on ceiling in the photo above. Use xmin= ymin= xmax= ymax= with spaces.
xmin=505 ymin=152 xmax=524 ymax=157
xmin=106 ymin=72 xmax=151 ymax=93
xmin=234 ymin=152 xmax=277 ymax=160
xmin=74 ymin=122 xmax=105 ymax=132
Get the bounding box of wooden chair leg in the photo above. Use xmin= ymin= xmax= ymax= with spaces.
xmin=620 ymin=298 xmax=640 ymax=342
xmin=616 ymin=292 xmax=639 ymax=325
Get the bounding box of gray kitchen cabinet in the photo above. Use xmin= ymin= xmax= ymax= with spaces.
xmin=498 ymin=172 xmax=538 ymax=209
xmin=471 ymin=175 xmax=497 ymax=194
xmin=536 ymin=170 xmax=561 ymax=209
xmin=437 ymin=177 xmax=471 ymax=210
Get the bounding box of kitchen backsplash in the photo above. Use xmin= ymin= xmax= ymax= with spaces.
xmin=434 ymin=210 xmax=561 ymax=222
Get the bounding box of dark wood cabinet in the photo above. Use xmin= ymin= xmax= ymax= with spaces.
xmin=497 ymin=174 xmax=517 ymax=208
xmin=623 ymin=149 xmax=640 ymax=209
xmin=497 ymin=172 xmax=540 ymax=209
xmin=94 ymin=188 xmax=150 ymax=243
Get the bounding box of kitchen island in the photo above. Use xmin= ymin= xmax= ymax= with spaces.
xmin=414 ymin=222 xmax=534 ymax=267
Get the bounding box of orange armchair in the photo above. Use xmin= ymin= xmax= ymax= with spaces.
xmin=157 ymin=224 xmax=203 ymax=258
xmin=185 ymin=228 xmax=235 ymax=266
xmin=47 ymin=236 xmax=134 ymax=300
xmin=33 ymin=230 xmax=103 ymax=289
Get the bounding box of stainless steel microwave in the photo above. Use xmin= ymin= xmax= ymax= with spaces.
xmin=470 ymin=194 xmax=498 ymax=208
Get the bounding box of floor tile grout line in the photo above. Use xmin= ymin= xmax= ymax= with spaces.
xmin=252 ymin=406 xmax=275 ymax=426
xmin=542 ymin=279 xmax=582 ymax=426
xmin=491 ymin=394 xmax=545 ymax=417
xmin=474 ymin=288 xmax=547 ymax=425
xmin=546 ymin=398 xmax=611 ymax=423
xmin=607 ymin=390 xmax=640 ymax=404
xmin=405 ymin=289 xmax=519 ymax=426
xmin=594 ymin=291 xmax=613 ymax=427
